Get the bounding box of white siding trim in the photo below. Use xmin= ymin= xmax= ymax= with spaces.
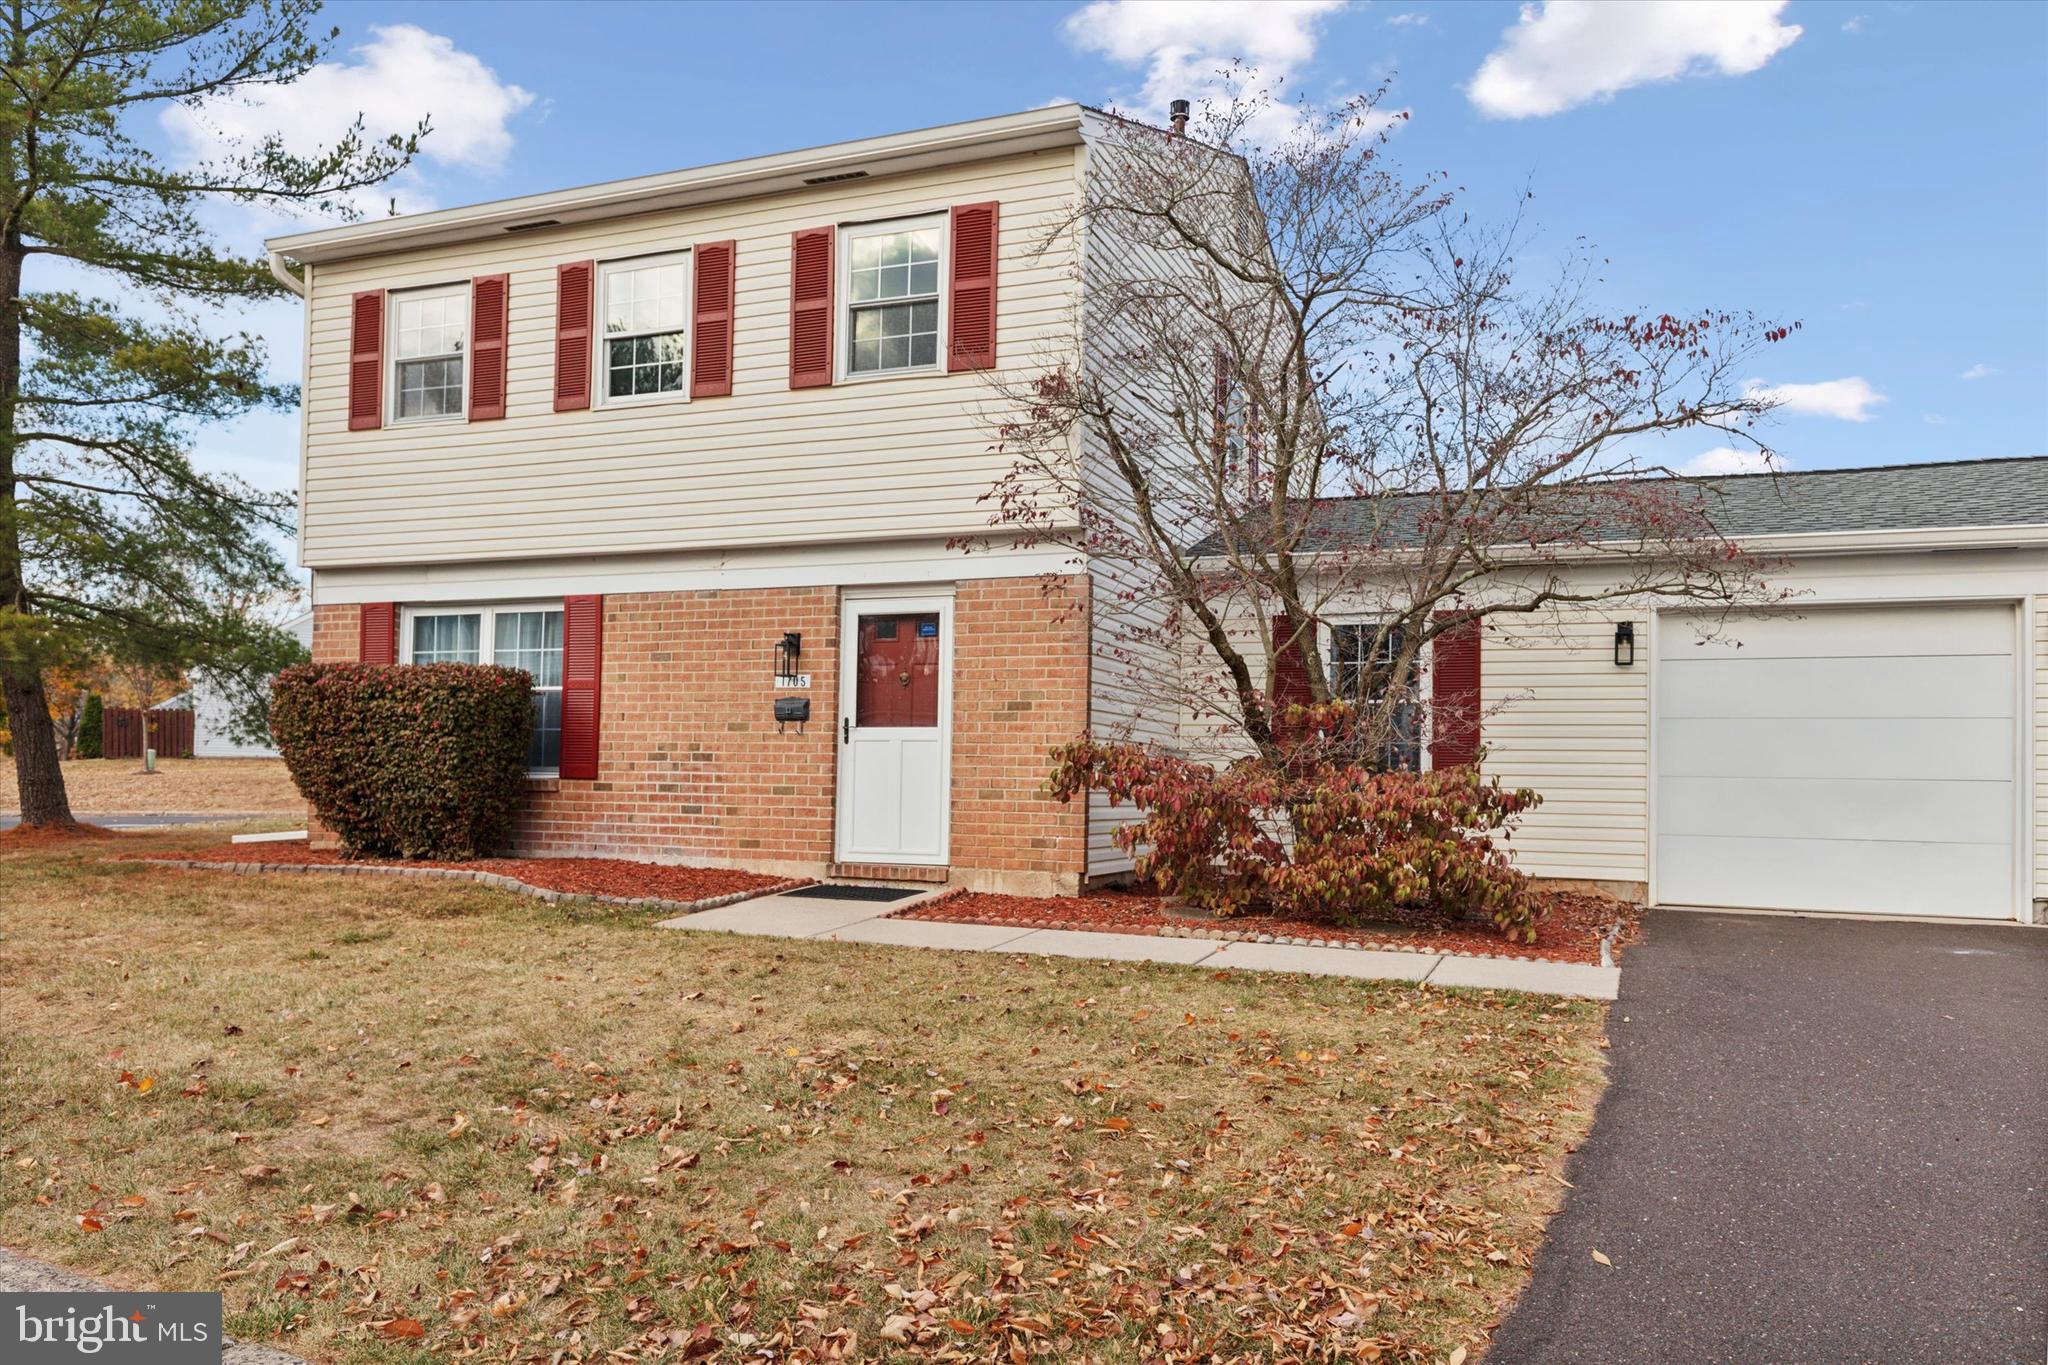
xmin=310 ymin=536 xmax=1079 ymax=606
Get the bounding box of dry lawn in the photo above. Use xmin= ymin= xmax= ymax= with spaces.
xmin=0 ymin=831 xmax=1607 ymax=1363
xmin=2 ymin=758 xmax=303 ymax=814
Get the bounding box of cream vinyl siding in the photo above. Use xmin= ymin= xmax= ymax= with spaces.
xmin=1480 ymin=613 xmax=1650 ymax=883
xmin=301 ymin=149 xmax=1080 ymax=568
xmin=2035 ymin=598 xmax=2047 ymax=904
xmin=1076 ymin=112 xmax=1263 ymax=874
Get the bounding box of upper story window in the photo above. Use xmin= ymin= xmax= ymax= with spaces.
xmin=600 ymin=252 xmax=690 ymax=402
xmin=404 ymin=604 xmax=564 ymax=772
xmin=391 ymin=284 xmax=468 ymax=422
xmin=843 ymin=217 xmax=943 ymax=377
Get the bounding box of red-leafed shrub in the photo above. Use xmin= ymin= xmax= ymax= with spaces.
xmin=1049 ymin=706 xmax=1545 ymax=941
xmin=271 ymin=663 xmax=534 ymax=860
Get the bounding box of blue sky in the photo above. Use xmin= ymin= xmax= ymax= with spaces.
xmin=150 ymin=0 xmax=2047 ymax=509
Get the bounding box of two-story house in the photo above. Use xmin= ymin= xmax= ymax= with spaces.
xmin=270 ymin=104 xmax=1174 ymax=895
xmin=272 ymin=105 xmax=2048 ymax=925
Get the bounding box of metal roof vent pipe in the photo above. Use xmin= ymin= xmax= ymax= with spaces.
xmin=1169 ymin=98 xmax=1189 ymax=137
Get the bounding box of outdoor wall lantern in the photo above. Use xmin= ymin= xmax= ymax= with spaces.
xmin=1613 ymin=622 xmax=1636 ymax=667
xmin=775 ymin=631 xmax=802 ymax=681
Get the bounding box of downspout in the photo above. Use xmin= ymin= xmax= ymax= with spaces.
xmin=267 ymin=250 xmax=305 ymax=298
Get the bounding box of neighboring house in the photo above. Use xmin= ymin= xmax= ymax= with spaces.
xmin=156 ymin=611 xmax=317 ymax=758
xmin=1189 ymin=458 xmax=2048 ymax=925
xmin=271 ymin=105 xmax=1162 ymax=895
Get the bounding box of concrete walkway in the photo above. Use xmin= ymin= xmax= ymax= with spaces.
xmin=660 ymin=889 xmax=1619 ymax=999
xmin=0 ymin=1245 xmax=307 ymax=1364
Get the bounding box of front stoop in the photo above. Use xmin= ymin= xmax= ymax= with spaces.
xmin=830 ymin=861 xmax=949 ymax=884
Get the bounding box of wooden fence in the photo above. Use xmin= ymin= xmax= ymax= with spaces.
xmin=101 ymin=708 xmax=194 ymax=760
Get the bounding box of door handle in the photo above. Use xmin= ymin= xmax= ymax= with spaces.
xmin=842 ymin=716 xmax=851 ymax=744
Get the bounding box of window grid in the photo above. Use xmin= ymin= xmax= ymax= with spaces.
xmin=404 ymin=606 xmax=564 ymax=772
xmin=391 ymin=287 xmax=467 ymax=421
xmin=1330 ymin=622 xmax=1423 ymax=772
xmin=844 ymin=223 xmax=942 ymax=376
xmin=600 ymin=255 xmax=690 ymax=401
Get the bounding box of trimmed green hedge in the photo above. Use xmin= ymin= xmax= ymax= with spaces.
xmin=271 ymin=663 xmax=534 ymax=860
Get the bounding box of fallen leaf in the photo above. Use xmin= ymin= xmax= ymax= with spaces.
xmin=446 ymin=1113 xmax=470 ymax=1139
xmin=1591 ymin=1249 xmax=1612 ymax=1266
xmin=375 ymin=1318 xmax=426 ymax=1341
xmin=1449 ymin=1348 xmax=1469 ymax=1365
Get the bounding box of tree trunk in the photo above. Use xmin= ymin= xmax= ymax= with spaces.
xmin=4 ymin=670 xmax=72 ymax=825
xmin=1 ymin=91 xmax=70 ymax=827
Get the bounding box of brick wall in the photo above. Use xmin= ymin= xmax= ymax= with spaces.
xmin=310 ymin=603 xmax=362 ymax=664
xmin=311 ymin=578 xmax=1091 ymax=893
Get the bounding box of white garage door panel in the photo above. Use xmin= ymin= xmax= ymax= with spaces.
xmin=1659 ymin=717 xmax=2014 ymax=783
xmin=1659 ymin=655 xmax=2014 ymax=719
xmin=1655 ymin=605 xmax=2018 ymax=919
xmin=1657 ymin=835 xmax=2011 ymax=918
xmin=1661 ymin=605 xmax=2013 ymax=659
xmin=1659 ymin=776 xmax=2013 ymax=844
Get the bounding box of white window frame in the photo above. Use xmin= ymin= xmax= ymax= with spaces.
xmin=399 ymin=602 xmax=566 ymax=776
xmin=1320 ymin=617 xmax=1434 ymax=771
xmin=594 ymin=249 xmax=693 ymax=409
xmin=836 ymin=213 xmax=948 ymax=384
xmin=387 ymin=282 xmax=470 ymax=426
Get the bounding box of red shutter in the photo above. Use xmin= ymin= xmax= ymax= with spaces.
xmin=358 ymin=602 xmax=397 ymax=665
xmin=789 ymin=227 xmax=834 ymax=389
xmin=554 ymin=261 xmax=594 ymax=411
xmin=691 ymin=240 xmax=736 ymax=398
xmin=348 ymin=290 xmax=384 ymax=430
xmin=559 ymin=595 xmax=603 ymax=780
xmin=947 ymin=201 xmax=998 ymax=371
xmin=1430 ymin=612 xmax=1482 ymax=769
xmin=469 ymin=274 xmax=509 ymax=421
xmin=1271 ymin=612 xmax=1313 ymax=710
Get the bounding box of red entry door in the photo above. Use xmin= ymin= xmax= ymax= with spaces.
xmin=838 ymin=603 xmax=949 ymax=865
xmin=856 ymin=614 xmax=941 ymax=727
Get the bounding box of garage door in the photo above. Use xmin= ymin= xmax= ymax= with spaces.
xmin=1656 ymin=603 xmax=2017 ymax=918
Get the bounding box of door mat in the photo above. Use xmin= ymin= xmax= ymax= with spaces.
xmin=783 ymin=883 xmax=924 ymax=903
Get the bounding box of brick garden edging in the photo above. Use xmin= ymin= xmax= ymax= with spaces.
xmin=1153 ymin=922 xmax=1563 ymax=964
xmin=140 ymin=857 xmax=811 ymax=917
xmin=899 ymin=896 xmax=1584 ymax=966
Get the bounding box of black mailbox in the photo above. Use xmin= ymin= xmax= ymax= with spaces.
xmin=774 ymin=697 xmax=810 ymax=725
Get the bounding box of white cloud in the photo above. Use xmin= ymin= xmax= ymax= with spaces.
xmin=162 ymin=24 xmax=534 ymax=218
xmin=1746 ymin=376 xmax=1886 ymax=422
xmin=1467 ymin=1 xmax=1802 ymax=119
xmin=1064 ymin=0 xmax=1350 ymax=142
xmin=1385 ymin=10 xmax=1433 ymax=26
xmin=1841 ymin=14 xmax=1867 ymax=33
xmin=1959 ymin=362 xmax=2000 ymax=381
xmin=1684 ymin=446 xmax=1785 ymax=476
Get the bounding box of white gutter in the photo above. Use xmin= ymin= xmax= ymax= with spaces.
xmin=1192 ymin=520 xmax=2048 ymax=572
xmin=267 ymin=250 xmax=305 ymax=298
xmin=266 ymin=103 xmax=1086 ymax=265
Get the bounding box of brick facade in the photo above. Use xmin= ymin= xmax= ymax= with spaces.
xmin=308 ymin=575 xmax=1091 ymax=894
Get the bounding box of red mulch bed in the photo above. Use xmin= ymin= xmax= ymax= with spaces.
xmin=158 ymin=844 xmax=795 ymax=904
xmin=899 ymin=885 xmax=1639 ymax=965
xmin=0 ymin=820 xmax=112 ymax=847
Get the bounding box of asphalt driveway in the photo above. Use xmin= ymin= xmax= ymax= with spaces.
xmin=1491 ymin=909 xmax=2047 ymax=1364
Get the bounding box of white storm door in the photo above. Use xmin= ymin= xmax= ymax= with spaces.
xmin=1655 ymin=603 xmax=2018 ymax=919
xmin=835 ymin=594 xmax=952 ymax=865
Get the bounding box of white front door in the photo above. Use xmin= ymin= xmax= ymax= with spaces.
xmin=1655 ymin=603 xmax=2019 ymax=918
xmin=835 ymin=593 xmax=952 ymax=865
